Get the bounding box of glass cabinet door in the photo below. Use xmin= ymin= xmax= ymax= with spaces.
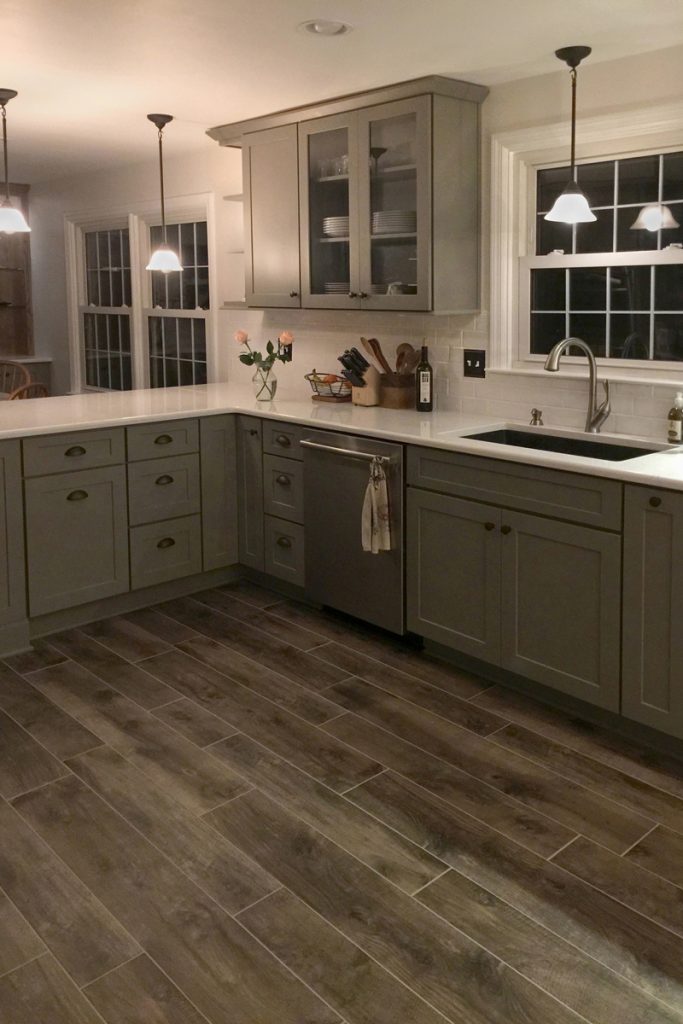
xmin=357 ymin=97 xmax=431 ymax=310
xmin=299 ymin=113 xmax=360 ymax=308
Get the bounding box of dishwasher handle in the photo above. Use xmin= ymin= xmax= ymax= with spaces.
xmin=300 ymin=439 xmax=392 ymax=465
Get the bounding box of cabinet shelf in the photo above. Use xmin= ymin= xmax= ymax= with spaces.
xmin=371 ymin=232 xmax=417 ymax=242
xmin=316 ymin=174 xmax=349 ymax=183
xmin=372 ymin=164 xmax=417 ymax=180
xmin=319 ymin=236 xmax=350 ymax=244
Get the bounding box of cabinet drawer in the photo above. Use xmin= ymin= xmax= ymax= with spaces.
xmin=263 ymin=454 xmax=303 ymax=523
xmin=130 ymin=515 xmax=202 ymax=590
xmin=407 ymin=446 xmax=622 ymax=530
xmin=126 ymin=419 xmax=199 ymax=462
xmin=128 ymin=454 xmax=200 ymax=526
xmin=264 ymin=516 xmax=304 ymax=585
xmin=262 ymin=420 xmax=304 ymax=461
xmin=23 ymin=428 xmax=125 ymax=477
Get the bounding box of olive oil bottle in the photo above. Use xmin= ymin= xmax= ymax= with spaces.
xmin=415 ymin=344 xmax=433 ymax=412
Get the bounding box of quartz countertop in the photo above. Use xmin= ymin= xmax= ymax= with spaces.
xmin=2 ymin=382 xmax=683 ymax=491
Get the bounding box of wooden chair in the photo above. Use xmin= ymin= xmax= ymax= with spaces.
xmin=0 ymin=361 xmax=30 ymax=395
xmin=9 ymin=382 xmax=48 ymax=400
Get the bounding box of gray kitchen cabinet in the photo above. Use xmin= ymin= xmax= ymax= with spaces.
xmin=0 ymin=440 xmax=26 ymax=629
xmin=127 ymin=453 xmax=200 ymax=526
xmin=407 ymin=489 xmax=502 ymax=662
xmin=25 ymin=466 xmax=129 ymax=616
xmin=200 ymin=414 xmax=238 ymax=571
xmin=130 ymin=515 xmax=202 ymax=590
xmin=242 ymin=124 xmax=301 ymax=308
xmin=622 ymin=485 xmax=683 ymax=738
xmin=500 ymin=509 xmax=621 ymax=711
xmin=236 ymin=415 xmax=264 ymax=571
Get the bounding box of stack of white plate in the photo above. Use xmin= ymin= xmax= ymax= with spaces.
xmin=324 ymin=282 xmax=349 ymax=294
xmin=372 ymin=210 xmax=416 ymax=235
xmin=323 ymin=216 xmax=349 ymax=237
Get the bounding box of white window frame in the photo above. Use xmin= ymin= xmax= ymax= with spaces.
xmin=65 ymin=192 xmax=218 ymax=393
xmin=490 ymin=102 xmax=683 ymax=383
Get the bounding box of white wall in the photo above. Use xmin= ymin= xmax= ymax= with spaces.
xmin=29 ymin=42 xmax=683 ymax=437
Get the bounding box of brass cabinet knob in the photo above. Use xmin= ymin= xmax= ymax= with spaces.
xmin=649 ymin=496 xmax=662 ymax=508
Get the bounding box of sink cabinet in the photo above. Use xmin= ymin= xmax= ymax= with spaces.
xmin=236 ymin=415 xmax=265 ymax=571
xmin=0 ymin=440 xmax=26 ymax=634
xmin=622 ymin=485 xmax=683 ymax=739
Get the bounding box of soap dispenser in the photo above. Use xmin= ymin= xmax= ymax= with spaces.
xmin=667 ymin=392 xmax=683 ymax=443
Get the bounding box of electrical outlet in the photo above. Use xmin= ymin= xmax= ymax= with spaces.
xmin=463 ymin=349 xmax=486 ymax=378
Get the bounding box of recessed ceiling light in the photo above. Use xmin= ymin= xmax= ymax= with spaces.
xmin=298 ymin=19 xmax=352 ymax=36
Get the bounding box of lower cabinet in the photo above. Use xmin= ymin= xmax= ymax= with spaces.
xmin=25 ymin=466 xmax=129 ymax=615
xmin=0 ymin=440 xmax=26 ymax=628
xmin=264 ymin=516 xmax=305 ymax=585
xmin=236 ymin=416 xmax=265 ymax=571
xmin=407 ymin=487 xmax=621 ymax=710
xmin=622 ymin=485 xmax=683 ymax=739
xmin=200 ymin=414 xmax=238 ymax=570
xmin=130 ymin=515 xmax=202 ymax=590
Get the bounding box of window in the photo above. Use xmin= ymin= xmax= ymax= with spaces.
xmin=82 ymin=228 xmax=133 ymax=390
xmin=524 ymin=149 xmax=683 ymax=365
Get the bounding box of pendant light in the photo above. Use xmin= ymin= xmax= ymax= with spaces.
xmin=0 ymin=89 xmax=30 ymax=234
xmin=146 ymin=113 xmax=182 ymax=273
xmin=630 ymin=203 xmax=680 ymax=232
xmin=544 ymin=46 xmax=596 ymax=225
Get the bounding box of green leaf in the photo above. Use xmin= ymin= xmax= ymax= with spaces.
xmin=239 ymin=353 xmax=254 ymax=366
xmin=266 ymin=340 xmax=274 ymax=355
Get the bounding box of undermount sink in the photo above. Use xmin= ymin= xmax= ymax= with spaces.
xmin=462 ymin=428 xmax=665 ymax=462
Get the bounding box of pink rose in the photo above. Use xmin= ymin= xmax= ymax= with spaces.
xmin=278 ymin=330 xmax=294 ymax=347
xmin=234 ymin=329 xmax=249 ymax=345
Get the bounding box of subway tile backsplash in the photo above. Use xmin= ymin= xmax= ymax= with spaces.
xmin=220 ymin=307 xmax=681 ymax=442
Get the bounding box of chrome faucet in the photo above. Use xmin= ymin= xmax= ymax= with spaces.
xmin=543 ymin=337 xmax=611 ymax=433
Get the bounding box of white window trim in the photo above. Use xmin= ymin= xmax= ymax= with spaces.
xmin=490 ymin=101 xmax=683 ymax=383
xmin=65 ymin=192 xmax=217 ymax=394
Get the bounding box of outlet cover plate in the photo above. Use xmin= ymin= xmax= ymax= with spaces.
xmin=464 ymin=349 xmax=486 ymax=378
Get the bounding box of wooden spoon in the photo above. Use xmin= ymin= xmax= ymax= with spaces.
xmin=366 ymin=337 xmax=394 ymax=377
xmin=360 ymin=336 xmax=383 ymax=373
xmin=395 ymin=342 xmax=413 ymax=372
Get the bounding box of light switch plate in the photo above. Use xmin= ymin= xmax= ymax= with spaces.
xmin=463 ymin=349 xmax=486 ymax=378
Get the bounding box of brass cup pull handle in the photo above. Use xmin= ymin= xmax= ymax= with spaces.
xmin=359 ymin=291 xmax=368 ymax=299
xmin=275 ymin=434 xmax=291 ymax=447
xmin=157 ymin=537 xmax=176 ymax=549
xmin=155 ymin=475 xmax=174 ymax=486
xmin=65 ymin=445 xmax=86 ymax=457
xmin=649 ymin=496 xmax=662 ymax=508
xmin=348 ymin=291 xmax=358 ymax=298
xmin=154 ymin=434 xmax=173 ymax=446
xmin=276 ymin=536 xmax=292 ymax=549
xmin=276 ymin=474 xmax=291 ymax=486
xmin=249 ymin=429 xmax=259 ymax=436
xmin=67 ymin=490 xmax=88 ymax=502
xmin=289 ymin=290 xmax=298 ymax=298
xmin=484 ymin=522 xmax=495 ymax=531
xmin=501 ymin=524 xmax=512 ymax=535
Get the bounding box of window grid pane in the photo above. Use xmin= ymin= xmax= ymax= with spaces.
xmin=85 ymin=229 xmax=131 ymax=308
xmin=148 ymin=316 xmax=207 ymax=388
xmin=83 ymin=312 xmax=132 ymax=390
xmin=149 ymin=220 xmax=210 ymax=312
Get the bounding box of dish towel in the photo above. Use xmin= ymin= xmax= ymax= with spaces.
xmin=362 ymin=457 xmax=392 ymax=554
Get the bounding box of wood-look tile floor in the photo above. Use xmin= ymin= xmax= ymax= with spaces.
xmin=2 ymin=582 xmax=683 ymax=1022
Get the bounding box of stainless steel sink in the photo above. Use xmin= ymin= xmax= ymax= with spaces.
xmin=462 ymin=428 xmax=665 ymax=462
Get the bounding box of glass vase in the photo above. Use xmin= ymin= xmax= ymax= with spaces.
xmin=252 ymin=365 xmax=277 ymax=401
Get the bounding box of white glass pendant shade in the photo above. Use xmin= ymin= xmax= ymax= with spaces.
xmin=0 ymin=202 xmax=29 ymax=233
xmin=544 ymin=180 xmax=596 ymax=224
xmin=146 ymin=243 xmax=183 ymax=273
xmin=630 ymin=203 xmax=680 ymax=232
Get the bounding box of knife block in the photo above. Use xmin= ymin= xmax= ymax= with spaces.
xmin=352 ymin=365 xmax=381 ymax=406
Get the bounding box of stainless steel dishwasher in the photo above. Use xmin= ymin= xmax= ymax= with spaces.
xmin=301 ymin=428 xmax=404 ymax=634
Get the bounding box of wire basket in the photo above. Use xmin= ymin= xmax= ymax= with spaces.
xmin=305 ymin=370 xmax=352 ymax=401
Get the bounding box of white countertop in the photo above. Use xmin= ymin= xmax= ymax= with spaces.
xmin=3 ymin=382 xmax=683 ymax=491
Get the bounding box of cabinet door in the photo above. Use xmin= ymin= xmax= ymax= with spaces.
xmin=357 ymin=96 xmax=431 ymax=311
xmin=243 ymin=125 xmax=301 ymax=307
xmin=0 ymin=440 xmax=25 ymax=626
xmin=500 ymin=510 xmax=621 ymax=711
xmin=236 ymin=415 xmax=264 ymax=571
xmin=622 ymin=486 xmax=683 ymax=738
xmin=200 ymin=414 xmax=239 ymax=570
xmin=407 ymin=488 xmax=501 ymax=661
xmin=25 ymin=466 xmax=129 ymax=616
xmin=299 ymin=112 xmax=360 ymax=309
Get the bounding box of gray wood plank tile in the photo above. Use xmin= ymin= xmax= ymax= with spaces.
xmin=239 ymin=887 xmax=450 ymax=1024
xmin=0 ymin=891 xmax=45 ymax=976
xmin=205 ymin=788 xmax=586 ymax=1024
xmin=141 ymin=649 xmax=381 ymax=793
xmin=28 ymin=661 xmax=248 ymax=815
xmin=627 ymin=825 xmax=683 ymax=887
xmin=314 ymin=641 xmax=507 ymax=736
xmin=0 ymin=708 xmax=69 ymax=799
xmin=218 ymin=579 xmax=282 ymax=609
xmin=328 ymin=678 xmax=653 ymax=854
xmin=84 ymin=953 xmax=207 ymax=1024
xmin=209 ymin=732 xmax=443 ymax=894
xmin=121 ymin=606 xmax=199 ymax=645
xmin=68 ymin=744 xmax=277 ymax=914
xmin=81 ymin=617 xmax=172 ymax=662
xmin=3 ymin=641 xmax=67 ymax=675
xmin=555 ymin=835 xmax=683 ymax=939
xmin=49 ymin=630 xmax=178 ymax=709
xmin=14 ymin=775 xmax=340 ymax=1024
xmin=0 ymin=662 xmax=101 ymax=760
xmin=323 ymin=712 xmax=574 ymax=857
xmin=195 ymin=588 xmax=327 ymax=650
xmin=0 ymin=954 xmax=101 ymax=1024
xmin=491 ymin=722 xmax=683 ymax=835
xmin=0 ymin=799 xmax=139 ymax=986
xmin=152 ymin=697 xmax=237 ymax=747
xmin=344 ymin=769 xmax=683 ymax=1010
xmin=418 ymin=868 xmax=683 ymax=1024
xmin=158 ymin=597 xmax=350 ymax=692
xmin=176 ymin=634 xmax=343 ymax=725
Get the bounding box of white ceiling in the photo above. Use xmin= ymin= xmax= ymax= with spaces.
xmin=5 ymin=0 xmax=683 ymax=183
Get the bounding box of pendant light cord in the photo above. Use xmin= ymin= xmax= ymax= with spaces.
xmin=157 ymin=127 xmax=167 ymax=244
xmin=570 ymin=66 xmax=577 ymax=181
xmin=1 ymin=105 xmax=10 ymax=204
